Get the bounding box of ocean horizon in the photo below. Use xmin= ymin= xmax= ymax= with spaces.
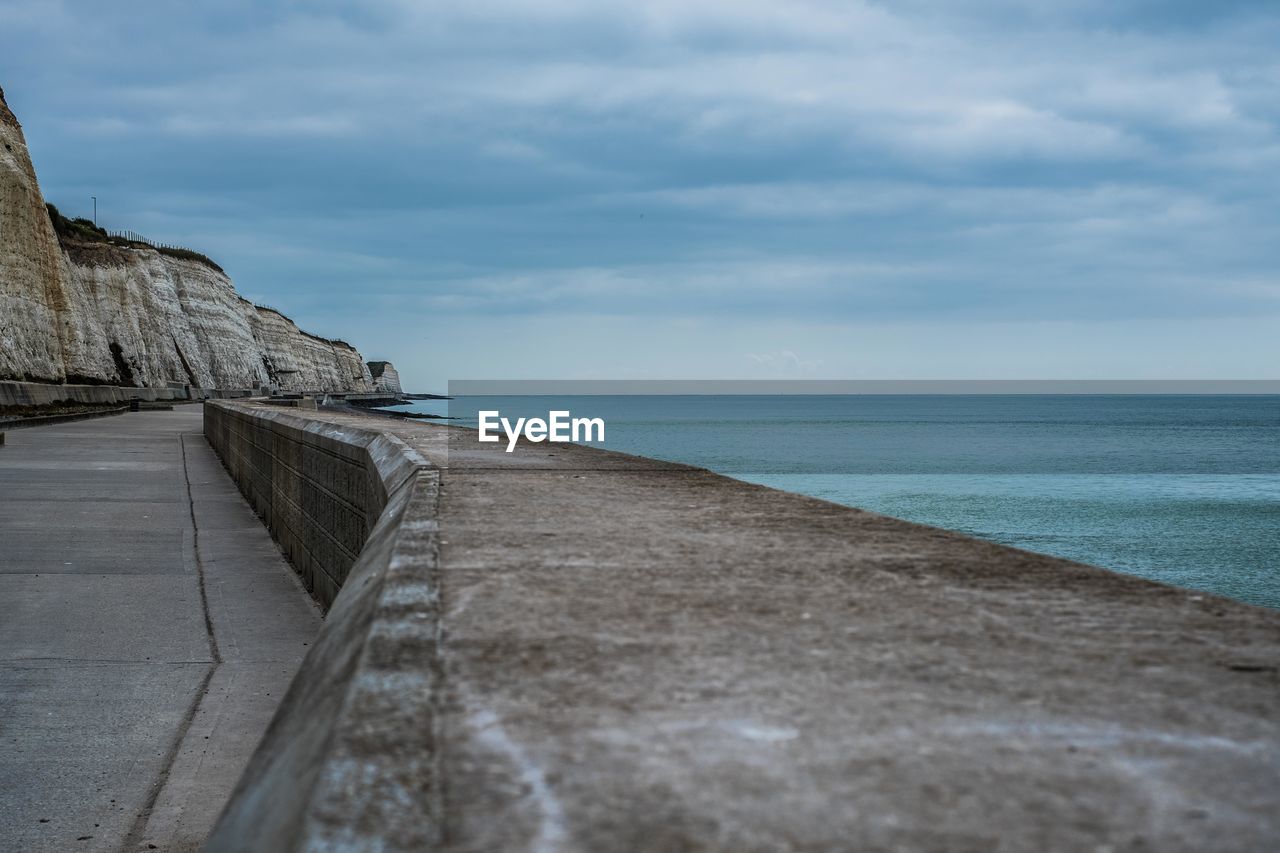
xmin=412 ymin=393 xmax=1280 ymax=609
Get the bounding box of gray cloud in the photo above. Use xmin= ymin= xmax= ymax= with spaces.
xmin=3 ymin=0 xmax=1277 ymax=388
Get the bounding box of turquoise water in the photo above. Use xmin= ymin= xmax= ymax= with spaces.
xmin=410 ymin=395 xmax=1279 ymax=608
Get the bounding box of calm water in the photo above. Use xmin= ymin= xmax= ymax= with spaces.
xmin=410 ymin=395 xmax=1279 ymax=608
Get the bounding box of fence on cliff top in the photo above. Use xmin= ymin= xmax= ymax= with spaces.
xmin=109 ymin=229 xmax=200 ymax=254
xmin=107 ymin=230 xmax=225 ymax=272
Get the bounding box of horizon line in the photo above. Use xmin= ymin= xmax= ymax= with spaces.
xmin=446 ymin=380 xmax=1280 ymax=395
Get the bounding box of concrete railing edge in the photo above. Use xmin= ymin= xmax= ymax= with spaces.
xmin=202 ymin=400 xmax=444 ymax=851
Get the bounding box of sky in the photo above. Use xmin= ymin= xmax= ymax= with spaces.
xmin=3 ymin=0 xmax=1278 ymax=391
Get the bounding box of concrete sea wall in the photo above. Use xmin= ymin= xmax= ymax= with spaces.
xmin=202 ymin=397 xmax=430 ymax=608
xmin=203 ymin=400 xmax=442 ymax=848
xmin=203 ymin=400 xmax=1280 ymax=852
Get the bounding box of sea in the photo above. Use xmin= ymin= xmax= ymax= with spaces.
xmin=404 ymin=394 xmax=1279 ymax=609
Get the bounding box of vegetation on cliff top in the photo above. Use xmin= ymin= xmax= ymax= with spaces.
xmin=45 ymin=202 xmax=225 ymax=273
xmin=249 ymin=300 xmax=357 ymax=350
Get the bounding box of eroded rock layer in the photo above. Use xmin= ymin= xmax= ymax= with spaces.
xmin=367 ymin=360 xmax=402 ymax=395
xmin=0 ymin=86 xmax=373 ymax=392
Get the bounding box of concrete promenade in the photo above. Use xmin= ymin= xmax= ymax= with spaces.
xmin=0 ymin=409 xmax=321 ymax=851
xmin=206 ymin=402 xmax=1280 ymax=852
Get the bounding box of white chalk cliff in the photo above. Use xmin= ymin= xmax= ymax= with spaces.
xmin=367 ymin=361 xmax=403 ymax=395
xmin=0 ymin=86 xmax=375 ymax=392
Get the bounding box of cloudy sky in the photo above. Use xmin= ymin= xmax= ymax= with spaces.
xmin=4 ymin=0 xmax=1278 ymax=390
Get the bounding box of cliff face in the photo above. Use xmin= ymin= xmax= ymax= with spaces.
xmin=248 ymin=307 xmax=372 ymax=392
xmin=0 ymin=87 xmax=375 ymax=392
xmin=1 ymin=89 xmax=67 ymax=383
xmin=367 ymin=361 xmax=402 ymax=395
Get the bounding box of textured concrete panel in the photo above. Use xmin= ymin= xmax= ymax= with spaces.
xmin=0 ymin=527 xmax=186 ymax=574
xmin=0 ymin=574 xmax=210 ymax=662
xmin=203 ymin=402 xmax=391 ymax=609
xmin=0 ymin=661 xmax=210 ymax=851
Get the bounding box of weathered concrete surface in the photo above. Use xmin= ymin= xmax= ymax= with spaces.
xmin=206 ymin=401 xmax=1280 ymax=852
xmin=0 ymin=409 xmax=321 ymax=852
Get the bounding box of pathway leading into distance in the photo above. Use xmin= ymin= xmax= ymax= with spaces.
xmin=0 ymin=408 xmax=321 ymax=852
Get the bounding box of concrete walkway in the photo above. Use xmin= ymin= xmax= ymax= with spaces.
xmin=0 ymin=408 xmax=321 ymax=852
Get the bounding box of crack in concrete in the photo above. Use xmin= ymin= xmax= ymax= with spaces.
xmin=120 ymin=431 xmax=223 ymax=853
xmin=181 ymin=432 xmax=223 ymax=667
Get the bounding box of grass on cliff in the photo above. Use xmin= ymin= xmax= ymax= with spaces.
xmin=46 ymin=204 xmax=109 ymax=243
xmin=45 ymin=202 xmax=225 ymax=273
